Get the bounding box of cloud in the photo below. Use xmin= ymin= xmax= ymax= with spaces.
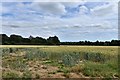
xmin=61 ymin=2 xmax=84 ymax=7
xmin=1 ymin=0 xmax=33 ymax=2
xmin=91 ymin=5 xmax=112 ymax=16
xmin=91 ymin=2 xmax=117 ymax=16
xmin=79 ymin=5 xmax=89 ymax=15
xmin=2 ymin=24 xmax=20 ymax=28
xmin=1 ymin=1 xmax=118 ymax=41
xmin=31 ymin=2 xmax=66 ymax=15
xmin=85 ymin=23 xmax=113 ymax=29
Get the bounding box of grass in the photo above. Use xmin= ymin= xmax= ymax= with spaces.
xmin=81 ymin=61 xmax=118 ymax=77
xmin=0 ymin=45 xmax=119 ymax=78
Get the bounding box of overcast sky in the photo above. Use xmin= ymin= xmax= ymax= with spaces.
xmin=0 ymin=0 xmax=119 ymax=41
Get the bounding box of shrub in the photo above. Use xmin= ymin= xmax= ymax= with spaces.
xmin=62 ymin=54 xmax=75 ymax=66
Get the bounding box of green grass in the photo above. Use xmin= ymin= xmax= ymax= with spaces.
xmin=81 ymin=61 xmax=118 ymax=77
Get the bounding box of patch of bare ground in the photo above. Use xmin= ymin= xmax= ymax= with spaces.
xmin=67 ymin=73 xmax=81 ymax=78
xmin=2 ymin=67 xmax=23 ymax=77
xmin=49 ymin=73 xmax=65 ymax=78
xmin=3 ymin=59 xmax=86 ymax=78
xmin=9 ymin=51 xmax=26 ymax=57
xmin=62 ymin=73 xmax=85 ymax=78
xmin=2 ymin=57 xmax=86 ymax=78
xmin=27 ymin=60 xmax=61 ymax=78
xmin=3 ymin=54 xmax=86 ymax=78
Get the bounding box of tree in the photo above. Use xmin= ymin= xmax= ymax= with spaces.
xmin=10 ymin=34 xmax=23 ymax=44
xmin=30 ymin=37 xmax=47 ymax=45
xmin=0 ymin=34 xmax=120 ymax=46
xmin=0 ymin=34 xmax=9 ymax=44
xmin=47 ymin=36 xmax=60 ymax=45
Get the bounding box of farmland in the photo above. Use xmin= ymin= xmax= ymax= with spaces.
xmin=0 ymin=45 xmax=119 ymax=79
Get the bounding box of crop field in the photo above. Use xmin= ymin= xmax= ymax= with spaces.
xmin=0 ymin=45 xmax=119 ymax=79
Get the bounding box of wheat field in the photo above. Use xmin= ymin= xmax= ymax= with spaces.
xmin=0 ymin=45 xmax=119 ymax=79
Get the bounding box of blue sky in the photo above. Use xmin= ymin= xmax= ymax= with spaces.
xmin=0 ymin=0 xmax=119 ymax=42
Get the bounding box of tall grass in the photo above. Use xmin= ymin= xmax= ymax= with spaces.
xmin=1 ymin=46 xmax=118 ymax=78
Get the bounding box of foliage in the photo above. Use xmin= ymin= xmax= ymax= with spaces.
xmin=1 ymin=34 xmax=120 ymax=45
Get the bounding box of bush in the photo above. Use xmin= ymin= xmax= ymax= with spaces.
xmin=62 ymin=54 xmax=75 ymax=66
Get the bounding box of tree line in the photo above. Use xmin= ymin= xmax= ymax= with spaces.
xmin=0 ymin=34 xmax=119 ymax=46
xmin=0 ymin=34 xmax=60 ymax=45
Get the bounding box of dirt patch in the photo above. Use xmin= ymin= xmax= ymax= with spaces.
xmin=69 ymin=73 xmax=82 ymax=78
xmin=47 ymin=66 xmax=59 ymax=72
xmin=50 ymin=73 xmax=65 ymax=78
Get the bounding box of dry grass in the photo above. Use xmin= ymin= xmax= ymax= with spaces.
xmin=1 ymin=45 xmax=119 ymax=78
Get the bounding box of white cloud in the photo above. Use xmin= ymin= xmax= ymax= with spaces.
xmin=91 ymin=2 xmax=118 ymax=16
xmin=1 ymin=0 xmax=33 ymax=2
xmin=79 ymin=5 xmax=89 ymax=15
xmin=1 ymin=1 xmax=118 ymax=41
xmin=61 ymin=2 xmax=84 ymax=7
xmin=82 ymin=0 xmax=119 ymax=2
xmin=33 ymin=0 xmax=119 ymax=2
xmin=91 ymin=4 xmax=113 ymax=16
xmin=1 ymin=0 xmax=120 ymax=2
xmin=31 ymin=2 xmax=66 ymax=15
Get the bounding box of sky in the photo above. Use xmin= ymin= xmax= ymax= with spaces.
xmin=0 ymin=0 xmax=119 ymax=42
